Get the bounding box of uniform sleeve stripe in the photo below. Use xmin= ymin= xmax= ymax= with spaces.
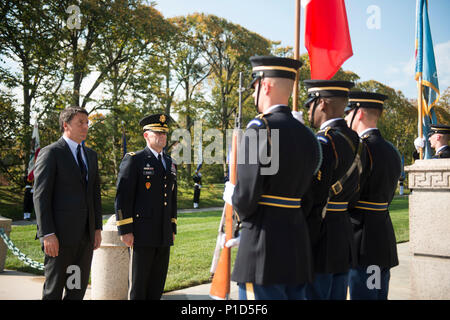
xmin=116 ymin=217 xmax=133 ymax=226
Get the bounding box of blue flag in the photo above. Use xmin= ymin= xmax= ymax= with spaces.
xmin=415 ymin=0 xmax=440 ymax=159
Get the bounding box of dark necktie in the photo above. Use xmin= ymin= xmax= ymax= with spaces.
xmin=77 ymin=145 xmax=87 ymax=182
xmin=158 ymin=153 xmax=165 ymax=171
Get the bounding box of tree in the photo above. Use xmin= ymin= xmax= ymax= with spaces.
xmin=186 ymin=13 xmax=272 ymax=176
xmin=0 ymin=0 xmax=63 ymax=175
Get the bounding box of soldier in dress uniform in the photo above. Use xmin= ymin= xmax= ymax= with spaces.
xmin=223 ymin=56 xmax=321 ymax=300
xmin=115 ymin=113 xmax=177 ymax=300
xmin=302 ymin=80 xmax=366 ymax=300
xmin=23 ymin=176 xmax=34 ymax=221
xmin=428 ymin=124 xmax=450 ymax=159
xmin=345 ymin=92 xmax=401 ymax=300
xmin=193 ymin=171 xmax=202 ymax=209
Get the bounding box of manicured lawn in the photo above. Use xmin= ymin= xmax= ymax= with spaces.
xmin=3 ymin=196 xmax=409 ymax=292
xmin=389 ymin=196 xmax=409 ymax=243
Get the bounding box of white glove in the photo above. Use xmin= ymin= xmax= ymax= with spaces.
xmin=292 ymin=110 xmax=304 ymax=124
xmin=223 ymin=181 xmax=235 ymax=206
xmin=225 ymin=235 xmax=240 ymax=248
xmin=414 ymin=137 xmax=425 ymax=152
xmin=219 ymin=233 xmax=240 ymax=248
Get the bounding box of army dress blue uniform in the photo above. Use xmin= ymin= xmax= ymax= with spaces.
xmin=302 ymin=80 xmax=367 ymax=300
xmin=231 ymin=56 xmax=321 ymax=300
xmin=232 ymin=105 xmax=321 ymax=299
xmin=115 ymin=115 xmax=177 ymax=300
xmin=434 ymin=145 xmax=450 ymax=158
xmin=429 ymin=124 xmax=450 ymax=159
xmin=346 ymin=92 xmax=401 ymax=300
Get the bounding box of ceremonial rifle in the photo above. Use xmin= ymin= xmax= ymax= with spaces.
xmin=209 ymin=72 xmax=243 ymax=300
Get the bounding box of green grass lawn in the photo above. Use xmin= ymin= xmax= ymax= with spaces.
xmin=2 ymin=196 xmax=409 ymax=292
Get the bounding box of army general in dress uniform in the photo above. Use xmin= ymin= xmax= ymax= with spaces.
xmin=223 ymin=56 xmax=321 ymax=300
xmin=345 ymin=92 xmax=401 ymax=299
xmin=115 ymin=114 xmax=177 ymax=300
xmin=302 ymin=80 xmax=366 ymax=300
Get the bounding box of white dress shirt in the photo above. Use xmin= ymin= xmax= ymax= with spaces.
xmin=63 ymin=135 xmax=89 ymax=173
xmin=148 ymin=145 xmax=166 ymax=170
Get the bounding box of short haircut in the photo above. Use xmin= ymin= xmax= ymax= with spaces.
xmin=361 ymin=107 xmax=382 ymax=120
xmin=59 ymin=107 xmax=88 ymax=133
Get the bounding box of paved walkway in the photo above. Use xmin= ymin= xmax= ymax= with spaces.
xmin=0 ymin=242 xmax=411 ymax=300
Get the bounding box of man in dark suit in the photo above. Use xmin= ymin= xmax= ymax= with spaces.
xmin=345 ymin=92 xmax=401 ymax=299
xmin=302 ymin=80 xmax=365 ymax=300
xmin=115 ymin=114 xmax=177 ymax=300
xmin=33 ymin=107 xmax=102 ymax=300
xmin=224 ymin=56 xmax=321 ymax=300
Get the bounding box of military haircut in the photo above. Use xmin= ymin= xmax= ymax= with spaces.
xmin=321 ymin=96 xmax=349 ymax=117
xmin=59 ymin=107 xmax=89 ymax=133
xmin=361 ymin=107 xmax=382 ymax=120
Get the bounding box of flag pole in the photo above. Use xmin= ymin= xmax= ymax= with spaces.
xmin=417 ymin=75 xmax=424 ymax=159
xmin=293 ymin=0 xmax=301 ymax=111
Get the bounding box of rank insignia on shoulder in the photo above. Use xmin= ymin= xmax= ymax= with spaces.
xmin=127 ymin=152 xmax=136 ymax=156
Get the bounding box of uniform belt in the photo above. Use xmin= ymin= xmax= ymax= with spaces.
xmin=258 ymin=195 xmax=301 ymax=208
xmin=354 ymin=200 xmax=388 ymax=211
xmin=326 ymin=201 xmax=348 ymax=212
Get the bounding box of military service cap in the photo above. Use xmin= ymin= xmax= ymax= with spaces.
xmin=249 ymin=56 xmax=302 ymax=88
xmin=303 ymin=80 xmax=354 ymax=107
xmin=429 ymin=124 xmax=450 ymax=136
xmin=139 ymin=114 xmax=170 ymax=133
xmin=346 ymin=91 xmax=388 ymax=113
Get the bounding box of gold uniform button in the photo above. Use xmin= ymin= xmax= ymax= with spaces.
xmin=164 ymin=202 xmax=167 ymax=206
xmin=164 ymin=193 xmax=167 ymax=197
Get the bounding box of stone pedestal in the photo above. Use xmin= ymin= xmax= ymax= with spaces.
xmin=91 ymin=215 xmax=129 ymax=300
xmin=0 ymin=216 xmax=12 ymax=273
xmin=406 ymin=159 xmax=450 ymax=300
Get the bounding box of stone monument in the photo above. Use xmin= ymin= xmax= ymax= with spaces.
xmin=0 ymin=216 xmax=12 ymax=273
xmin=406 ymin=159 xmax=450 ymax=299
xmin=91 ymin=215 xmax=129 ymax=300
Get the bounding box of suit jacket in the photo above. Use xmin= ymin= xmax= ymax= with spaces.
xmin=231 ymin=105 xmax=321 ymax=286
xmin=348 ymin=129 xmax=401 ymax=269
xmin=303 ymin=119 xmax=366 ymax=274
xmin=115 ymin=146 xmax=177 ymax=247
xmin=33 ymin=137 xmax=102 ymax=246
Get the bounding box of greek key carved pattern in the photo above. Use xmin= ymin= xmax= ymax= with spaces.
xmin=409 ymin=171 xmax=450 ymax=189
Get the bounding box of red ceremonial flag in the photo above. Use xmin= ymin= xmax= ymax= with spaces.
xmin=305 ymin=0 xmax=353 ymax=79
